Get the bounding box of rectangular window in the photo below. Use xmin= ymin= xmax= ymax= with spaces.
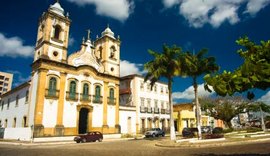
xmin=1 ymin=101 xmax=3 ymax=111
xmin=16 ymin=95 xmax=19 ymax=107
xmin=7 ymin=98 xmax=10 ymax=110
xmin=5 ymin=78 xmax=9 ymax=81
xmin=160 ymin=87 xmax=164 ymax=93
xmin=140 ymin=81 xmax=144 ymax=90
xmin=141 ymin=98 xmax=145 ymax=107
xmin=4 ymin=83 xmax=8 ymax=86
xmin=25 ymin=90 xmax=29 ymax=103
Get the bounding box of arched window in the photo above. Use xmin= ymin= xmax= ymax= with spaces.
xmin=108 ymin=88 xmax=115 ymax=104
xmin=13 ymin=118 xmax=16 ymax=128
xmin=98 ymin=46 xmax=102 ymax=59
xmin=5 ymin=119 xmax=7 ymax=128
xmin=82 ymin=83 xmax=89 ymax=101
xmin=23 ymin=116 xmax=27 ymax=127
xmin=54 ymin=25 xmax=61 ymax=40
xmin=69 ymin=81 xmax=76 ymax=100
xmin=49 ymin=77 xmax=57 ymax=96
xmin=110 ymin=46 xmax=116 ymax=59
xmin=94 ymin=86 xmax=101 ymax=103
xmin=109 ymin=88 xmax=114 ymax=99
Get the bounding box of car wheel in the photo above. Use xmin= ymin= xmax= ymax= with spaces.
xmin=98 ymin=138 xmax=103 ymax=142
xmin=82 ymin=138 xmax=86 ymax=143
xmin=162 ymin=133 xmax=165 ymax=137
xmin=76 ymin=140 xmax=80 ymax=143
xmin=152 ymin=133 xmax=155 ymax=137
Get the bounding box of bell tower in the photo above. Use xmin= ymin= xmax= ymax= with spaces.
xmin=34 ymin=0 xmax=71 ymax=63
xmin=94 ymin=26 xmax=121 ymax=77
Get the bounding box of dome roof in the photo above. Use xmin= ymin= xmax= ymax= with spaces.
xmin=49 ymin=1 xmax=64 ymax=17
xmin=102 ymin=26 xmax=115 ymax=38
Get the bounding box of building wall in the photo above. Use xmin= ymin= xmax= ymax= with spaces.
xmin=0 ymin=84 xmax=30 ymax=128
xmin=119 ymin=106 xmax=136 ymax=134
xmin=119 ymin=75 xmax=170 ymax=134
xmin=0 ymin=71 xmax=13 ymax=96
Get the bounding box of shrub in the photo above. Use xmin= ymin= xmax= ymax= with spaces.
xmin=203 ymin=133 xmax=224 ymax=139
xmin=212 ymin=127 xmax=223 ymax=134
xmin=223 ymin=128 xmax=233 ymax=133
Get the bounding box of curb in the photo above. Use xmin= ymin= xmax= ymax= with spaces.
xmin=155 ymin=138 xmax=270 ymax=148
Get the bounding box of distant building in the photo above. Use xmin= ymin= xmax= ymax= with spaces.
xmin=0 ymin=71 xmax=13 ymax=96
xmin=173 ymin=103 xmax=196 ymax=133
xmin=119 ymin=74 xmax=170 ymax=134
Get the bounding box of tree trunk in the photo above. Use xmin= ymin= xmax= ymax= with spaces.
xmin=194 ymin=78 xmax=202 ymax=140
xmin=168 ymin=79 xmax=176 ymax=141
xmin=225 ymin=121 xmax=232 ymax=129
xmin=260 ymin=106 xmax=266 ymax=132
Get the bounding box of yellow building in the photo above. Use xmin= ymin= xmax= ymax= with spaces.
xmin=0 ymin=1 xmax=121 ymax=138
xmin=173 ymin=103 xmax=196 ymax=133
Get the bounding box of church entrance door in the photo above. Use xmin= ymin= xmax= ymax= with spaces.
xmin=79 ymin=108 xmax=89 ymax=134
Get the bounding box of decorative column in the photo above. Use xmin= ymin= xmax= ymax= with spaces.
xmin=55 ymin=72 xmax=67 ymax=136
xmin=102 ymin=81 xmax=109 ymax=133
xmin=34 ymin=68 xmax=47 ymax=137
xmin=115 ymin=84 xmax=120 ymax=133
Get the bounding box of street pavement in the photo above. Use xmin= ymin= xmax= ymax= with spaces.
xmin=0 ymin=136 xmax=270 ymax=156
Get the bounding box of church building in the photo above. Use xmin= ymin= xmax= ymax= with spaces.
xmin=0 ymin=1 xmax=121 ymax=139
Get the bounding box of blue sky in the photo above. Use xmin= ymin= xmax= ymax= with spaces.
xmin=0 ymin=0 xmax=270 ymax=104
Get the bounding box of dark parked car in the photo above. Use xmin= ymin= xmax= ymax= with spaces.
xmin=182 ymin=127 xmax=198 ymax=137
xmin=145 ymin=128 xmax=165 ymax=137
xmin=74 ymin=131 xmax=103 ymax=143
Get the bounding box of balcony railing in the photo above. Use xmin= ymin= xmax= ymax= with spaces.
xmin=66 ymin=92 xmax=79 ymax=101
xmin=140 ymin=106 xmax=146 ymax=113
xmin=92 ymin=95 xmax=103 ymax=104
xmin=45 ymin=89 xmax=59 ymax=99
xmin=108 ymin=97 xmax=116 ymax=105
xmin=80 ymin=94 xmax=91 ymax=102
xmin=161 ymin=108 xmax=166 ymax=114
xmin=166 ymin=109 xmax=170 ymax=114
xmin=147 ymin=107 xmax=152 ymax=113
xmin=154 ymin=107 xmax=159 ymax=114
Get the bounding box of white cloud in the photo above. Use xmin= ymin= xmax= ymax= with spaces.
xmin=120 ymin=60 xmax=145 ymax=77
xmin=258 ymin=91 xmax=270 ymax=104
xmin=68 ymin=36 xmax=75 ymax=46
xmin=66 ymin=0 xmax=134 ymax=21
xmin=0 ymin=33 xmax=34 ymax=58
xmin=172 ymin=84 xmax=214 ymax=100
xmin=245 ymin=0 xmax=270 ymax=16
xmin=162 ymin=0 xmax=270 ymax=28
xmin=163 ymin=0 xmax=180 ymax=8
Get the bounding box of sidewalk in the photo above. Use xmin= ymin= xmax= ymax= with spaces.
xmin=0 ymin=136 xmax=143 ymax=146
xmin=155 ymin=135 xmax=270 ymax=148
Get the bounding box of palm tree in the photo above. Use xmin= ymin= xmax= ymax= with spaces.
xmin=144 ymin=45 xmax=181 ymax=141
xmin=179 ymin=49 xmax=219 ymax=140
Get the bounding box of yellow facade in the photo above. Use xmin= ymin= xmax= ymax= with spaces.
xmin=30 ymin=1 xmax=121 ymax=137
xmin=173 ymin=103 xmax=196 ymax=133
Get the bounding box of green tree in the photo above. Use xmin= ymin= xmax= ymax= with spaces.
xmin=179 ymin=49 xmax=219 ymax=139
xmin=144 ymin=45 xmax=181 ymax=141
xmin=200 ymin=96 xmax=247 ymax=129
xmin=205 ymin=37 xmax=270 ymax=96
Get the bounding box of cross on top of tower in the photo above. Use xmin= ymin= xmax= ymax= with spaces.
xmin=86 ymin=29 xmax=91 ymax=40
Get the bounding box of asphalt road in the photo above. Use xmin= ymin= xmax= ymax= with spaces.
xmin=0 ymin=138 xmax=270 ymax=156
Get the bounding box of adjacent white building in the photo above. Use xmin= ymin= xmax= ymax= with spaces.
xmin=119 ymin=75 xmax=170 ymax=135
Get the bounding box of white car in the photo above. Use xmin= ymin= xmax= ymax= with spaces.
xmin=145 ymin=128 xmax=165 ymax=137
